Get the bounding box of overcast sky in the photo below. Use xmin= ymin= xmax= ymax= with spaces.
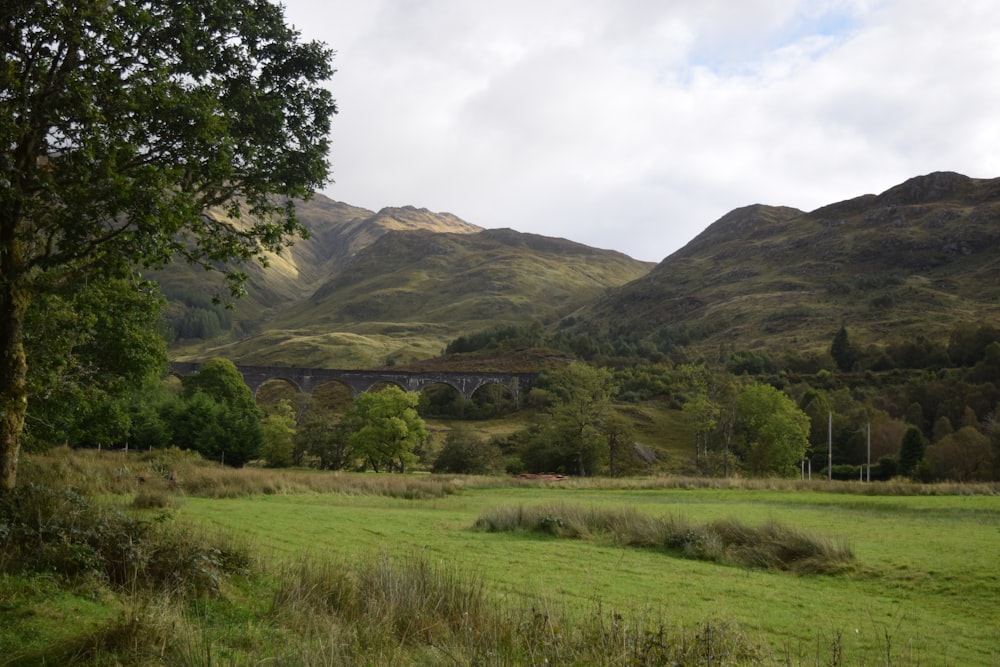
xmin=280 ymin=0 xmax=1000 ymax=262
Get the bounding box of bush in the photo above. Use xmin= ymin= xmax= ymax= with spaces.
xmin=0 ymin=483 xmax=249 ymax=594
xmin=432 ymin=428 xmax=501 ymax=474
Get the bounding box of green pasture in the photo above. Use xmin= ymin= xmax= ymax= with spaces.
xmin=181 ymin=485 xmax=1000 ymax=665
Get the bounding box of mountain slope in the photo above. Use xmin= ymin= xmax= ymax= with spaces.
xmin=285 ymin=227 xmax=650 ymax=326
xmin=564 ymin=172 xmax=1000 ymax=356
xmin=166 ymin=198 xmax=653 ymax=367
xmin=160 ymin=197 xmax=483 ymax=338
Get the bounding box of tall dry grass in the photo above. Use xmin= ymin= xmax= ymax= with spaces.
xmin=18 ymin=446 xmax=493 ymax=499
xmin=265 ymin=552 xmax=774 ymax=666
xmin=474 ymin=503 xmax=855 ymax=573
xmin=549 ymin=474 xmax=1000 ymax=496
xmin=19 ymin=447 xmax=998 ymax=501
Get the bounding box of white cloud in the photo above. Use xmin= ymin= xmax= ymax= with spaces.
xmin=281 ymin=0 xmax=1000 ymax=261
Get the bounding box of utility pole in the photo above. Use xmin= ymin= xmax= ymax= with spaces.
xmin=828 ymin=411 xmax=833 ymax=480
xmin=867 ymin=421 xmax=871 ymax=483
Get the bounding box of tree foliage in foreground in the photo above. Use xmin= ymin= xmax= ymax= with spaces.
xmin=23 ymin=276 xmax=168 ymax=449
xmin=0 ymin=0 xmax=336 ymax=490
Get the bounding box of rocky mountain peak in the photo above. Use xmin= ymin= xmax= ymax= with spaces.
xmin=876 ymin=171 xmax=974 ymax=206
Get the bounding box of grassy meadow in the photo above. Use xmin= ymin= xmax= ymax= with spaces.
xmin=2 ymin=449 xmax=999 ymax=665
xmin=181 ymin=484 xmax=999 ymax=664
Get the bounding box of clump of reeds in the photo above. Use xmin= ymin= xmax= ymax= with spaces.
xmin=474 ymin=503 xmax=855 ymax=573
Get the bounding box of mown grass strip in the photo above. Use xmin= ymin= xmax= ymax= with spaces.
xmin=474 ymin=503 xmax=855 ymax=573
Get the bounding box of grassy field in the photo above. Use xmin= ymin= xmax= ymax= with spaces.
xmin=178 ymin=481 xmax=1000 ymax=665
xmin=3 ymin=451 xmax=999 ymax=665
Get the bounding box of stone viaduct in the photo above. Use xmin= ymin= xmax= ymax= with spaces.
xmin=168 ymin=361 xmax=538 ymax=403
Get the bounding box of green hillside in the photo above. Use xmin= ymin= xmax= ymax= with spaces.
xmin=166 ymin=172 xmax=1000 ymax=370
xmin=166 ymin=199 xmax=653 ymax=367
xmin=564 ymin=172 xmax=1000 ymax=359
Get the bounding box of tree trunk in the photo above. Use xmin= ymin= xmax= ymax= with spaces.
xmin=0 ymin=260 xmax=28 ymax=493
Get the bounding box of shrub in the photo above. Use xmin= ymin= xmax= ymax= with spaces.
xmin=0 ymin=483 xmax=249 ymax=594
xmin=432 ymin=428 xmax=501 ymax=474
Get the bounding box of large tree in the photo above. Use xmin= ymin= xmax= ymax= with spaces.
xmin=519 ymin=362 xmax=619 ymax=476
xmin=0 ymin=1 xmax=336 ymax=490
xmin=348 ymin=387 xmax=428 ymax=473
xmin=736 ymin=382 xmax=811 ymax=477
xmin=171 ymin=358 xmax=263 ymax=466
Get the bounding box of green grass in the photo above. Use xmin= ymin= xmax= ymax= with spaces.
xmin=0 ymin=576 xmax=116 ymax=660
xmin=175 ymin=483 xmax=1000 ymax=665
xmin=5 ymin=456 xmax=999 ymax=664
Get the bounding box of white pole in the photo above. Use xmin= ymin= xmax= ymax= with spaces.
xmin=828 ymin=412 xmax=833 ymax=480
xmin=867 ymin=422 xmax=871 ymax=482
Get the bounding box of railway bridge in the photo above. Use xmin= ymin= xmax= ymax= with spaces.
xmin=168 ymin=361 xmax=538 ymax=402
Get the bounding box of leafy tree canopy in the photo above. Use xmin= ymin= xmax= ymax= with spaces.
xmin=0 ymin=0 xmax=335 ymax=489
xmin=347 ymin=387 xmax=428 ymax=473
xmin=23 ymin=275 xmax=168 ymax=449
xmin=181 ymin=358 xmax=261 ymax=419
xmin=736 ymin=382 xmax=810 ymax=477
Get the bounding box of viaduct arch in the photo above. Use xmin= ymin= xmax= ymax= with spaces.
xmin=168 ymin=362 xmax=538 ymax=403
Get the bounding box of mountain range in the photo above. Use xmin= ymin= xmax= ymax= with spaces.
xmin=164 ymin=201 xmax=653 ymax=367
xmin=166 ymin=171 xmax=1000 ymax=368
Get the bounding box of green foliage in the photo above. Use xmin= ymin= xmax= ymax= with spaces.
xmin=898 ymin=425 xmax=927 ymax=477
xmin=520 ymin=362 xmax=619 ymax=476
xmin=172 ymin=306 xmax=230 ymax=341
xmin=164 ymin=391 xmax=254 ymax=466
xmin=727 ymin=349 xmax=775 ymax=375
xmin=181 ymin=359 xmax=261 ymax=418
xmin=925 ymin=426 xmax=995 ymax=481
xmin=736 ymin=383 xmax=811 ymax=476
xmin=0 ymin=483 xmax=248 ymax=595
xmin=830 ymin=325 xmax=857 ymax=372
xmin=166 ymin=360 xmax=264 ymax=465
xmin=468 ymin=382 xmax=520 ymax=418
xmin=432 ymin=427 xmax=501 ymax=474
xmin=23 ymin=276 xmax=168 ymax=449
xmin=967 ymin=340 xmax=1000 ymax=382
xmin=260 ymin=400 xmax=297 ymax=468
xmin=885 ymin=335 xmax=950 ymax=370
xmin=948 ymin=323 xmax=1000 ymax=366
xmin=295 ymin=410 xmax=356 ymax=470
xmin=416 ymin=383 xmax=465 ymax=418
xmin=446 ymin=322 xmax=548 ymax=354
xmin=799 ymin=389 xmax=833 ymax=454
xmin=614 ymin=364 xmax=675 ymax=402
xmin=0 ymin=0 xmax=334 ymax=490
xmin=347 ymin=387 xmax=428 ymax=473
